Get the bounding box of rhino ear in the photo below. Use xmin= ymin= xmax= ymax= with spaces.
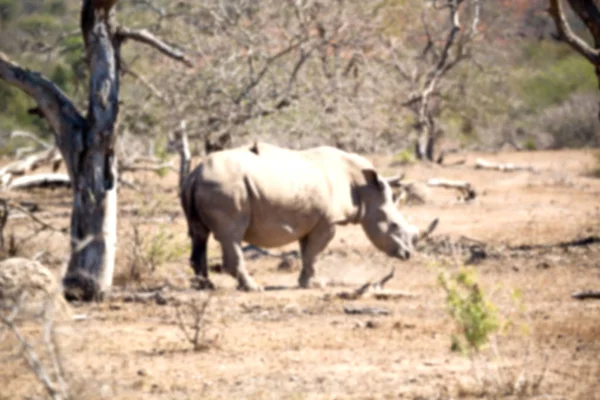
xmin=362 ymin=169 xmax=384 ymax=191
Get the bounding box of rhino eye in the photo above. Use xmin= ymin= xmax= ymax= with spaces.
xmin=389 ymin=222 xmax=399 ymax=232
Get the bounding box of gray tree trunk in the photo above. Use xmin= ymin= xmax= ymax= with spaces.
xmin=0 ymin=0 xmax=191 ymax=301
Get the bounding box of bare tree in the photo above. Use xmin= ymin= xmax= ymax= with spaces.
xmin=0 ymin=0 xmax=191 ymax=301
xmin=380 ymin=0 xmax=481 ymax=161
xmin=136 ymin=1 xmax=399 ymax=154
xmin=548 ymin=0 xmax=600 ymax=120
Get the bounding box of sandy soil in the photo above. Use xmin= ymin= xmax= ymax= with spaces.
xmin=1 ymin=149 xmax=599 ymax=399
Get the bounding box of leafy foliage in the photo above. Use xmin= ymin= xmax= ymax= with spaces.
xmin=438 ymin=267 xmax=499 ymax=354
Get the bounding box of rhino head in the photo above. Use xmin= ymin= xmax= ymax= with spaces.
xmin=358 ymin=170 xmax=434 ymax=260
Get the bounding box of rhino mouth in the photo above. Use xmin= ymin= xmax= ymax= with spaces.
xmin=395 ymin=239 xmax=412 ymax=260
xmin=397 ymin=249 xmax=411 ymax=260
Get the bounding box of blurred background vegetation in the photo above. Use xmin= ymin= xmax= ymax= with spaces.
xmin=0 ymin=0 xmax=597 ymax=158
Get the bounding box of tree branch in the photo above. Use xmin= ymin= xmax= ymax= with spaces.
xmin=548 ymin=0 xmax=600 ymax=63
xmin=565 ymin=0 xmax=600 ymax=49
xmin=121 ymin=61 xmax=168 ymax=103
xmin=0 ymin=52 xmax=85 ymax=138
xmin=234 ymin=39 xmax=304 ymax=104
xmin=115 ymin=27 xmax=193 ymax=67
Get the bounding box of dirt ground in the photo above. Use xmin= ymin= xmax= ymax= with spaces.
xmin=1 ymin=149 xmax=599 ymax=400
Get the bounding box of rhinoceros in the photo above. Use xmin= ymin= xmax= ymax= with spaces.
xmin=180 ymin=142 xmax=433 ymax=291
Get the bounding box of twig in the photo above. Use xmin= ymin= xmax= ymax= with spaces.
xmin=373 ymin=267 xmax=395 ymax=290
xmin=571 ymin=290 xmax=600 ymax=300
xmin=0 ymin=313 xmax=63 ymax=400
xmin=173 ymin=296 xmax=212 ymax=351
xmin=7 ymin=201 xmax=68 ymax=234
xmin=335 ymin=268 xmax=402 ymax=300
xmin=121 ymin=62 xmax=168 ymax=104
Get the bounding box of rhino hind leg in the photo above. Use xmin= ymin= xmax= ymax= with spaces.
xmin=190 ymin=234 xmax=215 ymax=290
xmin=298 ymin=221 xmax=336 ymax=289
xmin=220 ymin=240 xmax=262 ymax=292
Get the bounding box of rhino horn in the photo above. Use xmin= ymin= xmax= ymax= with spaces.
xmin=417 ymin=218 xmax=439 ymax=242
xmin=384 ymin=173 xmax=405 ymax=188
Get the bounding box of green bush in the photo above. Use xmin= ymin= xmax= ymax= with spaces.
xmin=0 ymin=84 xmax=46 ymax=135
xmin=438 ymin=266 xmax=499 ymax=354
xmin=391 ymin=148 xmax=415 ymax=165
xmin=539 ymin=92 xmax=600 ymax=149
xmin=519 ymin=51 xmax=595 ymax=112
xmin=18 ymin=13 xmax=60 ymax=35
xmin=0 ymin=0 xmax=18 ymax=24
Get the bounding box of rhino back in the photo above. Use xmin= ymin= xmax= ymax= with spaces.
xmin=195 ymin=145 xmax=361 ymax=247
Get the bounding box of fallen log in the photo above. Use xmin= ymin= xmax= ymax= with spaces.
xmin=426 ymin=178 xmax=476 ymax=201
xmin=8 ymin=173 xmax=71 ymax=190
xmin=0 ymin=147 xmax=62 ymax=187
xmin=474 ymin=158 xmax=534 ymax=172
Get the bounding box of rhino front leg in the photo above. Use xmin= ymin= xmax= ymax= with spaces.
xmin=298 ymin=220 xmax=335 ymax=288
xmin=220 ymin=240 xmax=263 ymax=292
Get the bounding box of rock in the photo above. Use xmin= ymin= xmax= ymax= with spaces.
xmin=0 ymin=257 xmax=70 ymax=318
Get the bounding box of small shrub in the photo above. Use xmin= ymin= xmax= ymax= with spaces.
xmin=524 ymin=138 xmax=537 ymax=151
xmin=519 ymin=50 xmax=595 ymax=112
xmin=391 ymin=149 xmax=415 ymax=165
xmin=123 ymin=222 xmax=187 ymax=285
xmin=173 ymin=295 xmax=216 ymax=352
xmin=539 ymin=92 xmax=600 ymax=149
xmin=438 ymin=266 xmax=499 ymax=354
xmin=0 ymin=0 xmax=18 ymax=24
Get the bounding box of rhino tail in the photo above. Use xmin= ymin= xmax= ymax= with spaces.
xmin=181 ymin=174 xmax=209 ymax=239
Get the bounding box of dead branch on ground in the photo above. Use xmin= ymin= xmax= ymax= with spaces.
xmin=343 ymin=305 xmax=391 ymax=316
xmin=475 ymin=158 xmax=535 ymax=172
xmin=571 ymin=290 xmax=600 ymax=300
xmin=8 ymin=174 xmax=71 ymax=191
xmin=334 ymin=268 xmax=416 ymax=300
xmin=0 ymin=148 xmax=63 ymax=188
xmin=427 ymin=178 xmax=476 ymax=201
xmin=509 ymin=236 xmax=600 ymax=251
